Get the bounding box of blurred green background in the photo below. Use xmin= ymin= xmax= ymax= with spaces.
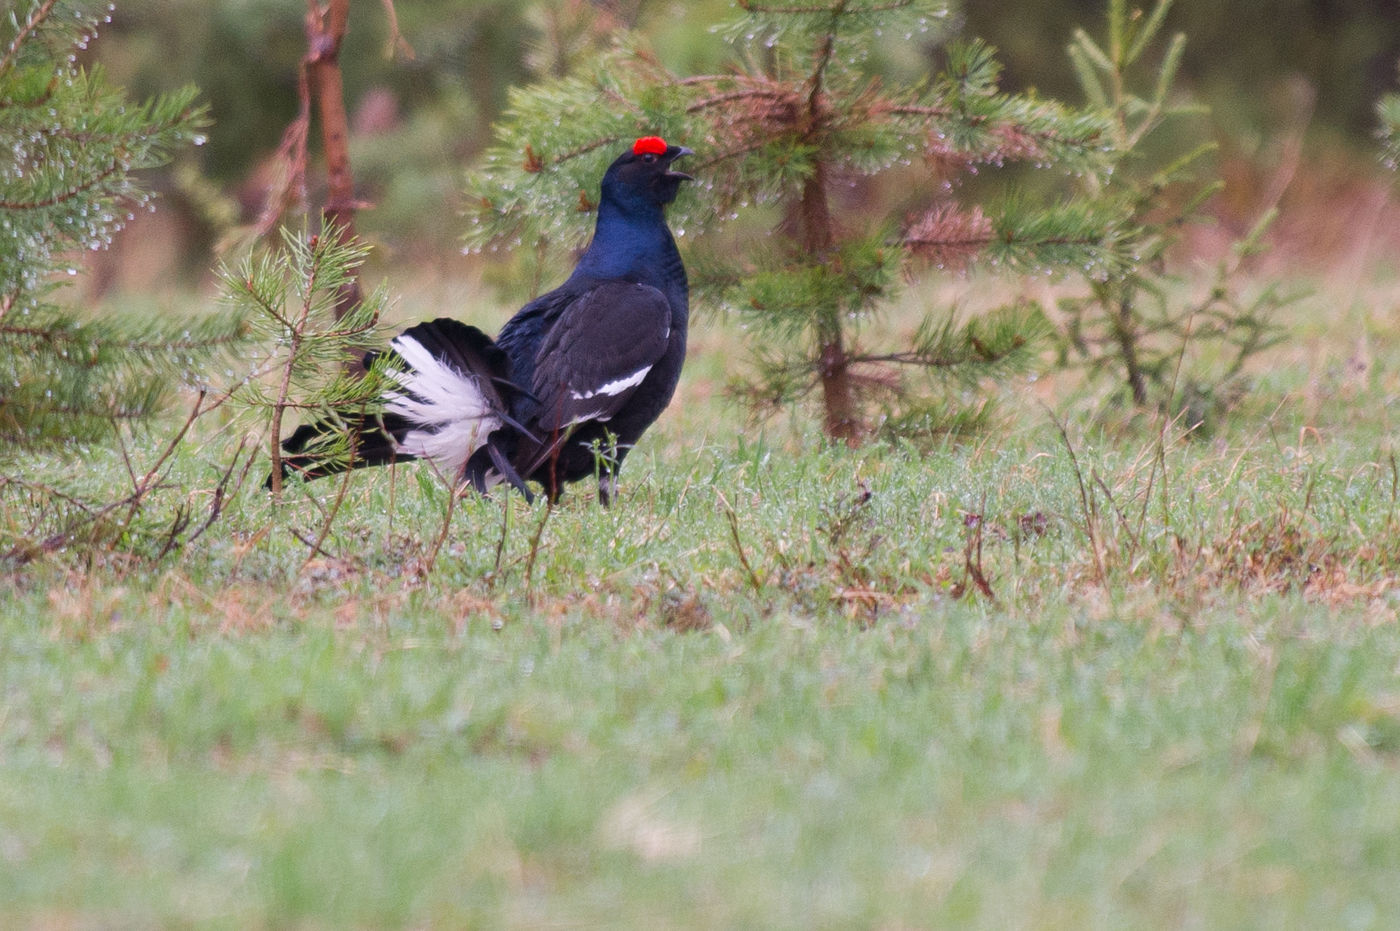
xmin=90 ymin=0 xmax=1400 ymax=291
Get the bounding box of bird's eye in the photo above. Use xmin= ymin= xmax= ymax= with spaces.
xmin=642 ymin=153 xmax=656 ymax=163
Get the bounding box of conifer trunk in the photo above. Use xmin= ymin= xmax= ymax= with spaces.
xmin=305 ymin=0 xmax=363 ymax=325
xmin=1112 ymin=292 xmax=1149 ymax=406
xmin=797 ymin=32 xmax=863 ymax=445
xmin=800 ymin=161 xmax=862 ymax=446
xmin=818 ymin=330 xmax=860 ymax=444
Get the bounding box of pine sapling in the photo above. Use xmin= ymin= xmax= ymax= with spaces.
xmin=219 ymin=224 xmax=393 ymax=500
xmin=0 ymin=0 xmax=255 ymax=566
xmin=1056 ymin=0 xmax=1293 ymax=424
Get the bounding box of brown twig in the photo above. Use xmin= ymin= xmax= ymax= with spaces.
xmin=2 ymin=389 xmax=214 ymax=567
xmin=377 ymin=0 xmax=414 ymax=60
xmin=173 ymin=436 xmax=253 ymax=556
xmin=717 ymin=489 xmax=764 ymax=594
xmin=1043 ymin=402 xmax=1108 ymax=585
xmin=961 ymin=504 xmax=996 ymax=602
xmin=522 ymin=496 xmax=554 ymax=605
xmin=296 ymin=425 xmax=361 ymax=574
xmin=422 ymin=462 xmax=461 ymax=575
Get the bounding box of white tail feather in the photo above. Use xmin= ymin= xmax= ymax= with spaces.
xmin=384 ymin=334 xmax=502 ymax=478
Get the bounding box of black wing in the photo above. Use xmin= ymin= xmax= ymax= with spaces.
xmin=529 ymin=280 xmax=673 ymax=435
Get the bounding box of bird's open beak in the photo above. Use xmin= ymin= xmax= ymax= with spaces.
xmin=667 ymin=146 xmax=695 ymax=181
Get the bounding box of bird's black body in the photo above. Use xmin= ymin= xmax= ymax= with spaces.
xmin=277 ymin=138 xmax=692 ymax=503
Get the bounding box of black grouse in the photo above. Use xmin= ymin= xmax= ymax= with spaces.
xmin=276 ymin=136 xmax=693 ymax=503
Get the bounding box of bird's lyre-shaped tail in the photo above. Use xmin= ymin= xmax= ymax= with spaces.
xmin=272 ymin=318 xmax=530 ymax=491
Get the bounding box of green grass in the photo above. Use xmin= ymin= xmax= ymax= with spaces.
xmin=4 ymin=582 xmax=1399 ymax=927
xmin=4 ymin=272 xmax=1400 ymax=927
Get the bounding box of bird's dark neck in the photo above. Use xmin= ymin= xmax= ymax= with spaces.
xmin=573 ymin=200 xmax=684 ymax=291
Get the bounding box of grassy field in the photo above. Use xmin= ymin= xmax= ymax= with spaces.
xmin=4 ymin=267 xmax=1400 ymax=927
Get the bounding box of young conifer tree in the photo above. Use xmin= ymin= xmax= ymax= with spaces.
xmin=1056 ymin=0 xmax=1290 ymax=425
xmin=219 ymin=223 xmax=394 ymax=499
xmin=0 ymin=0 xmax=233 ymax=450
xmin=466 ymin=0 xmax=1122 ymax=444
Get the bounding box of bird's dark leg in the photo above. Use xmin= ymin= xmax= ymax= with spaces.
xmin=598 ymin=468 xmax=617 ymax=507
xmin=592 ymin=430 xmax=623 ymax=507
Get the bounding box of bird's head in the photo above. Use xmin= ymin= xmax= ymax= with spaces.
xmin=600 ymin=136 xmax=694 ymax=212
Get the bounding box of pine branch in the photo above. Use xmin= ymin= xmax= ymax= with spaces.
xmin=856 ymin=302 xmax=1046 ymax=374
xmin=0 ymin=316 xmax=249 ymax=357
xmin=739 ymin=0 xmax=917 ymax=12
xmin=1379 ymin=94 xmax=1400 ymax=171
xmin=902 ymin=204 xmax=993 ymax=269
xmin=0 ymin=162 xmax=122 ymax=210
xmin=883 ymin=98 xmax=1109 ymax=171
xmin=0 ymin=0 xmax=59 ymax=78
